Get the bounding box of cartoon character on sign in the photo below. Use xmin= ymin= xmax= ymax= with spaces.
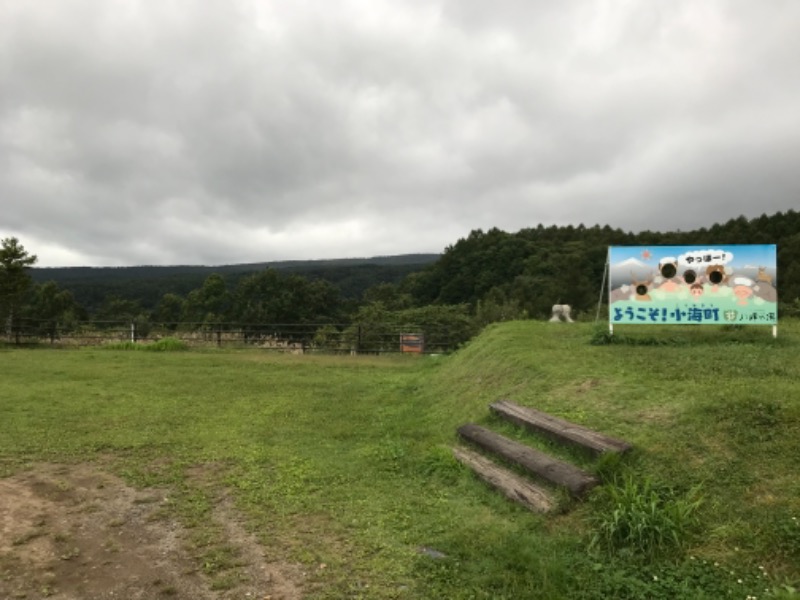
xmin=731 ymin=277 xmax=755 ymax=306
xmin=631 ymin=274 xmax=652 ymax=301
xmin=690 ymin=283 xmax=704 ymax=301
xmin=706 ymin=264 xmax=729 ymax=293
xmin=655 ymin=258 xmax=684 ymax=293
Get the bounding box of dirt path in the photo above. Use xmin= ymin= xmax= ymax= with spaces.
xmin=0 ymin=463 xmax=305 ymax=600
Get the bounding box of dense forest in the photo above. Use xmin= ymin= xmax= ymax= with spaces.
xmin=2 ymin=210 xmax=799 ymax=349
xmin=29 ymin=254 xmax=441 ymax=313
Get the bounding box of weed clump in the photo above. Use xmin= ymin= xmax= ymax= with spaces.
xmin=588 ymin=475 xmax=703 ymax=560
xmin=571 ymin=555 xmax=787 ymax=600
xmin=145 ymin=338 xmax=189 ymax=352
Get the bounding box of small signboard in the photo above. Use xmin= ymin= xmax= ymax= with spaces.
xmin=400 ymin=333 xmax=424 ymax=353
xmin=608 ymin=245 xmax=777 ymax=326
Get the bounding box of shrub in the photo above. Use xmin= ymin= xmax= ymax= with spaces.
xmin=144 ymin=337 xmax=189 ymax=352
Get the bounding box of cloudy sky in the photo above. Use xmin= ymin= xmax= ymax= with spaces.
xmin=2 ymin=1 xmax=798 ymax=267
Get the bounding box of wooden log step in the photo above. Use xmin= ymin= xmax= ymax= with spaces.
xmin=457 ymin=424 xmax=599 ymax=497
xmin=453 ymin=447 xmax=556 ymax=513
xmin=489 ymin=399 xmax=632 ymax=456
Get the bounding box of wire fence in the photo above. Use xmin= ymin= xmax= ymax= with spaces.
xmin=2 ymin=319 xmax=460 ymax=354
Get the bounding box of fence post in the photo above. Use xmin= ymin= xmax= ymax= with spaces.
xmin=217 ymin=326 xmax=222 ymax=348
xmin=130 ymin=321 xmax=135 ymax=343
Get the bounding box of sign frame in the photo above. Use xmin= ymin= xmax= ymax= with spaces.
xmin=606 ymin=245 xmax=778 ymax=336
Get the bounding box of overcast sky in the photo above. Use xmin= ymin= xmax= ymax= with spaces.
xmin=2 ymin=1 xmax=799 ymax=267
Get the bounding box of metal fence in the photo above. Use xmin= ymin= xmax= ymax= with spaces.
xmin=2 ymin=319 xmax=460 ymax=354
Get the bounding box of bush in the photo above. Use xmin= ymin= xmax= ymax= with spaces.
xmin=145 ymin=337 xmax=189 ymax=352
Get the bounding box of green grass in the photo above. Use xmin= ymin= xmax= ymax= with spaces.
xmin=1 ymin=321 xmax=799 ymax=598
xmin=103 ymin=337 xmax=190 ymax=351
xmin=588 ymin=474 xmax=704 ymax=560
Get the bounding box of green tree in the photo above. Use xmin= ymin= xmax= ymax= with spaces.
xmin=778 ymin=231 xmax=800 ymax=303
xmin=474 ymin=287 xmax=527 ymax=328
xmin=343 ymin=302 xmax=474 ymax=353
xmin=154 ymin=293 xmax=186 ymax=329
xmin=93 ymin=295 xmax=152 ymax=340
xmin=183 ymin=273 xmax=231 ymax=324
xmin=395 ymin=304 xmax=475 ymax=351
xmin=230 ymin=269 xmax=341 ymax=325
xmin=342 ymin=302 xmax=398 ymax=353
xmin=0 ymin=237 xmax=38 ymax=340
xmin=95 ymin=295 xmax=142 ymax=322
xmin=363 ymin=282 xmax=413 ymax=310
xmin=27 ymin=281 xmax=81 ymax=343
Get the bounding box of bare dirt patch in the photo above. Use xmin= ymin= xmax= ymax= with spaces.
xmin=0 ymin=463 xmax=305 ymax=600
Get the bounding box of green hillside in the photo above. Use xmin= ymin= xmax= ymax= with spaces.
xmin=419 ymin=320 xmax=800 ymax=597
xmin=29 ymin=253 xmax=441 ymax=311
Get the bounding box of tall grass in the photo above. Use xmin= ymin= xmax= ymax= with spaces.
xmin=589 ymin=475 xmax=703 ymax=559
xmin=103 ymin=337 xmax=189 ymax=351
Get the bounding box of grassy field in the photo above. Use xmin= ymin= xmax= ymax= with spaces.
xmin=1 ymin=321 xmax=799 ymax=599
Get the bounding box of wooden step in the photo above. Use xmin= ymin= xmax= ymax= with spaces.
xmin=457 ymin=424 xmax=599 ymax=497
xmin=489 ymin=400 xmax=632 ymax=456
xmin=452 ymin=447 xmax=556 ymax=513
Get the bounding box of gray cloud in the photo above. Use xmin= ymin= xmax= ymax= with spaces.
xmin=1 ymin=0 xmax=799 ymax=266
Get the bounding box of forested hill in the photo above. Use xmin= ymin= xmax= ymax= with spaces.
xmin=31 ymin=254 xmax=440 ymax=313
xmin=406 ymin=211 xmax=800 ymax=318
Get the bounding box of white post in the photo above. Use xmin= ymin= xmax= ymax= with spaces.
xmin=595 ymin=255 xmax=610 ymax=324
xmin=131 ymin=322 xmax=135 ymax=343
xmin=773 ymin=325 xmax=777 ymax=339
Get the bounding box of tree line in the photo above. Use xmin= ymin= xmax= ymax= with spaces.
xmin=2 ymin=209 xmax=799 ymax=346
xmin=1 ymin=239 xmax=476 ymax=349
xmin=405 ymin=210 xmax=800 ymax=320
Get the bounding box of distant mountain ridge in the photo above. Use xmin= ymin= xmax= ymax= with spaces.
xmin=30 ymin=253 xmax=442 ymax=311
xmin=31 ymin=253 xmax=441 ymax=280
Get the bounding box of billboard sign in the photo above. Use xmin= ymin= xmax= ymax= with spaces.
xmin=608 ymin=245 xmax=777 ymax=326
